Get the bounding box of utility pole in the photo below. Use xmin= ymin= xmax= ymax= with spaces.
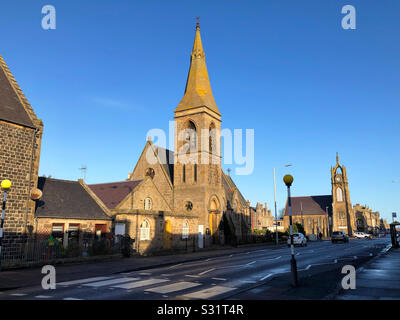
xmin=0 ymin=180 xmax=12 ymax=271
xmin=284 ymin=174 xmax=298 ymax=287
xmin=273 ymin=164 xmax=292 ymax=245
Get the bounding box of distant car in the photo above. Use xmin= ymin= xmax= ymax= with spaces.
xmin=354 ymin=232 xmax=370 ymax=239
xmin=287 ymin=233 xmax=307 ymax=247
xmin=332 ymin=231 xmax=349 ymax=243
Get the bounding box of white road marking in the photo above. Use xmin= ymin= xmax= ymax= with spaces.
xmin=295 ymin=253 xmax=300 ymax=256
xmin=139 ymin=272 xmax=152 ymax=275
xmin=182 ymin=286 xmax=237 ymax=299
xmin=260 ymin=274 xmax=273 ymax=281
xmin=84 ymin=277 xmax=139 ymax=287
xmin=185 ymin=275 xmax=200 ymax=278
xmin=229 ymin=255 xmax=233 ymax=257
xmin=168 ymin=263 xmax=183 ymax=269
xmin=58 ymin=276 xmax=111 ymax=286
xmin=305 ymin=265 xmax=312 ymax=270
xmin=212 ymin=278 xmax=226 ymax=281
xmin=10 ymin=293 xmax=27 ymax=296
xmin=113 ymin=278 xmax=169 ymax=289
xmin=353 ymin=256 xmax=358 ymax=259
xmin=63 ymin=297 xmax=83 ymax=300
xmin=246 ymin=261 xmax=257 ymax=266
xmin=205 ymin=258 xmax=212 ymax=261
xmin=146 ymin=281 xmax=201 ymax=294
xmin=239 ymin=280 xmax=257 ymax=283
xmin=35 ymin=295 xmax=51 ymax=299
xmin=198 ymin=268 xmax=215 ymax=276
xmin=246 ymin=252 xmax=251 ymax=254
xmin=161 ymin=274 xmax=171 ymax=277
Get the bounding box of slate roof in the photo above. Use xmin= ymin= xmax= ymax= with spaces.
xmin=153 ymin=145 xmax=174 ymax=184
xmin=0 ymin=54 xmax=37 ymax=128
xmin=284 ymin=195 xmax=333 ymax=217
xmin=88 ymin=180 xmax=142 ymax=209
xmin=222 ymin=170 xmax=247 ymax=208
xmin=35 ymin=177 xmax=111 ymax=220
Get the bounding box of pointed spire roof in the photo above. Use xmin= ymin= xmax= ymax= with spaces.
xmin=175 ymin=22 xmax=220 ymax=115
xmin=0 ymin=53 xmax=42 ymax=128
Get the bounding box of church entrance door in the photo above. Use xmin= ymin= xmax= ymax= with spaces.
xmin=163 ymin=220 xmax=172 ymax=249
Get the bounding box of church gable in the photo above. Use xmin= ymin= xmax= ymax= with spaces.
xmin=128 ymin=141 xmax=174 ymax=209
xmin=118 ymin=177 xmax=173 ymax=212
xmin=0 ymin=54 xmax=42 ymax=129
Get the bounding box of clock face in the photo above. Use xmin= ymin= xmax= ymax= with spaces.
xmin=336 ymin=175 xmax=341 ymax=182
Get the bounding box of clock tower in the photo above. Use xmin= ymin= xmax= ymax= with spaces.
xmin=331 ymin=153 xmax=356 ymax=235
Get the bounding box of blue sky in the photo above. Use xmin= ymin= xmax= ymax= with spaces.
xmin=0 ymin=1 xmax=399 ymax=221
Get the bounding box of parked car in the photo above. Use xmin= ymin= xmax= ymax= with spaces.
xmin=287 ymin=233 xmax=307 ymax=247
xmin=354 ymin=232 xmax=371 ymax=239
xmin=332 ymin=231 xmax=349 ymax=243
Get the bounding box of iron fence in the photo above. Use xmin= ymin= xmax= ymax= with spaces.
xmin=0 ymin=234 xmax=133 ymax=269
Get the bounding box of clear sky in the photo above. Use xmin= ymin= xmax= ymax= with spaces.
xmin=0 ymin=1 xmax=399 ymax=221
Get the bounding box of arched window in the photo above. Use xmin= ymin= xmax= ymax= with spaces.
xmin=337 ymin=188 xmax=343 ymax=202
xmin=182 ymin=221 xmax=189 ymax=239
xmin=144 ymin=197 xmax=152 ymax=210
xmin=194 ymin=164 xmax=197 ymax=182
xmin=209 ymin=122 xmax=216 ymax=156
xmin=185 ymin=120 xmax=197 ymax=152
xmin=140 ymin=220 xmax=150 ymax=241
xmin=183 ymin=165 xmax=186 ymax=183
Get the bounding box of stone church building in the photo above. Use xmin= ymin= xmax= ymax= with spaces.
xmin=283 ymin=154 xmax=379 ymax=237
xmin=88 ymin=23 xmax=252 ymax=254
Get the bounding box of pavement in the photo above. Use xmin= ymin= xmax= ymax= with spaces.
xmin=0 ymin=237 xmax=392 ymax=300
xmin=335 ymin=246 xmax=400 ymax=300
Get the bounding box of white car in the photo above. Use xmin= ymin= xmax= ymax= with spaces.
xmin=287 ymin=233 xmax=307 ymax=247
xmin=354 ymin=232 xmax=371 ymax=239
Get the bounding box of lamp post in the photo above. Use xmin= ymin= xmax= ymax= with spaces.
xmin=273 ymin=164 xmax=292 ymax=245
xmin=0 ymin=179 xmax=12 ymax=271
xmin=283 ymin=174 xmax=298 ymax=287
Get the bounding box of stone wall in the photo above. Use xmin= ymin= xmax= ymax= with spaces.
xmin=115 ymin=212 xmax=199 ymax=255
xmin=0 ymin=120 xmax=42 ymax=259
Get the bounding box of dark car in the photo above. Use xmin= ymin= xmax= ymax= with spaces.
xmin=332 ymin=231 xmax=349 ymax=243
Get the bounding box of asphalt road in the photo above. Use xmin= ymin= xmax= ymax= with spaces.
xmin=0 ymin=237 xmax=391 ymax=300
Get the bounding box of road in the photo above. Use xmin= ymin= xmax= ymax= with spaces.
xmin=0 ymin=237 xmax=390 ymax=300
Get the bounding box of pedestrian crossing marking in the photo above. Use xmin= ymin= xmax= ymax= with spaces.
xmin=112 ymin=278 xmax=169 ymax=289
xmin=146 ymin=281 xmax=201 ymax=294
xmin=181 ymin=285 xmax=237 ymax=299
xmin=84 ymin=277 xmax=139 ymax=287
xmin=58 ymin=276 xmax=111 ymax=286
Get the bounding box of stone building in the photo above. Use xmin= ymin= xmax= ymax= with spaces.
xmin=34 ymin=177 xmax=112 ymax=247
xmin=88 ymin=23 xmax=253 ymax=254
xmin=353 ymin=203 xmax=380 ymax=235
xmin=331 ymin=153 xmax=356 ymax=235
xmin=250 ymin=202 xmax=273 ymax=231
xmin=0 ymin=53 xmax=43 ymax=259
xmin=283 ymin=154 xmax=379 ymax=237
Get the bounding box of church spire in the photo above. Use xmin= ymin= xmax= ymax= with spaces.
xmin=336 ymin=152 xmax=340 ymax=165
xmin=175 ymin=21 xmax=220 ymax=115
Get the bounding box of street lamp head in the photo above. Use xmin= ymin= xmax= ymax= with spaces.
xmin=1 ymin=179 xmax=12 ymax=190
xmin=285 ymin=164 xmax=292 ymax=167
xmin=283 ymin=174 xmax=294 ymax=187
